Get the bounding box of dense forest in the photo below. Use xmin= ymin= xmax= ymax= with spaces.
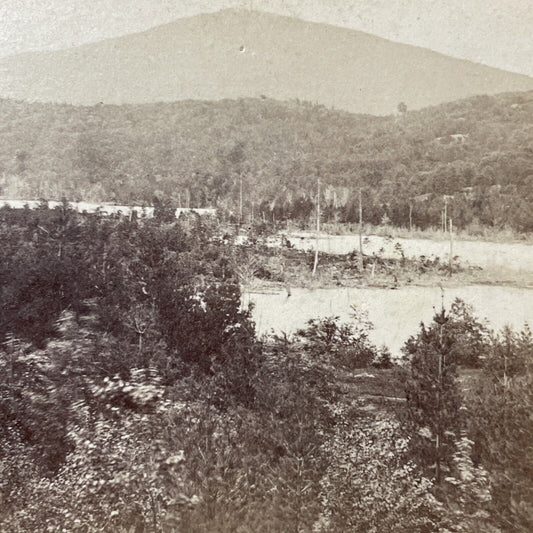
xmin=0 ymin=205 xmax=532 ymax=532
xmin=1 ymin=90 xmax=532 ymax=232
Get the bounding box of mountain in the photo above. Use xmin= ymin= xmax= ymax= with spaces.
xmin=1 ymin=91 xmax=533 ymax=231
xmin=0 ymin=9 xmax=532 ymax=115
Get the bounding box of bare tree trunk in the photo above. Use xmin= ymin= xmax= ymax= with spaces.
xmin=358 ymin=188 xmax=364 ymax=271
xmin=312 ymin=178 xmax=320 ymax=277
xmin=444 ymin=197 xmax=448 ymax=233
xmin=449 ymin=218 xmax=453 ymax=275
xmin=239 ymin=174 xmax=243 ymax=227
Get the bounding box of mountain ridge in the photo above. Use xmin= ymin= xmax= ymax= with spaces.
xmin=1 ymin=9 xmax=532 ymax=115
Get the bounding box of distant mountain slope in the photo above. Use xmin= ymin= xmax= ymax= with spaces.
xmin=1 ymin=91 xmax=532 ymax=231
xmin=0 ymin=9 xmax=532 ymax=115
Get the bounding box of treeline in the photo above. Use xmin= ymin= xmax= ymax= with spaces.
xmin=0 ymin=205 xmax=532 ymax=532
xmin=0 ymin=91 xmax=532 ymax=232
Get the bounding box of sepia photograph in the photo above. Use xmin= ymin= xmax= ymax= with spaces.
xmin=0 ymin=1 xmax=532 ymax=531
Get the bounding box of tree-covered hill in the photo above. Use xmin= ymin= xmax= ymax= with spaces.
xmin=1 ymin=90 xmax=532 ymax=231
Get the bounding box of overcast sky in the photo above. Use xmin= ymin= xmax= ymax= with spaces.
xmin=1 ymin=0 xmax=532 ymax=76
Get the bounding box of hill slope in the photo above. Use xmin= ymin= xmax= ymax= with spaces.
xmin=1 ymin=91 xmax=532 ymax=231
xmin=0 ymin=9 xmax=532 ymax=115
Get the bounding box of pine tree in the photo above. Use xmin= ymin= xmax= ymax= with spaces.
xmin=403 ymin=309 xmax=463 ymax=482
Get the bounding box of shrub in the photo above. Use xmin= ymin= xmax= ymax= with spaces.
xmin=295 ymin=308 xmax=382 ymax=369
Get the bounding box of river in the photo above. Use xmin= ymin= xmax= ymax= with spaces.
xmin=244 ymin=285 xmax=533 ymax=356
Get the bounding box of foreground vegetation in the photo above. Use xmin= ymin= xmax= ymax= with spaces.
xmin=0 ymin=205 xmax=532 ymax=532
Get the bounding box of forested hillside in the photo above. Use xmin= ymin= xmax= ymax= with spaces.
xmin=1 ymin=90 xmax=532 ymax=231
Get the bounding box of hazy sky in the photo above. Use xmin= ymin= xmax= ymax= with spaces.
xmin=1 ymin=0 xmax=532 ymax=76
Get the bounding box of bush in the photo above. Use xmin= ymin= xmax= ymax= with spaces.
xmin=295 ymin=308 xmax=383 ymax=369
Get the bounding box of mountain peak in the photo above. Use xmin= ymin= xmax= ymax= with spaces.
xmin=0 ymin=9 xmax=532 ymax=115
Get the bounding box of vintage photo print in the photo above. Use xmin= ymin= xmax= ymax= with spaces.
xmin=0 ymin=2 xmax=531 ymax=532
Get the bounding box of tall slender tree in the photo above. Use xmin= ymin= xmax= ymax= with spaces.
xmin=403 ymin=308 xmax=463 ymax=482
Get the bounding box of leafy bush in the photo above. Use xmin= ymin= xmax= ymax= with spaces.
xmin=295 ymin=308 xmax=387 ymax=369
